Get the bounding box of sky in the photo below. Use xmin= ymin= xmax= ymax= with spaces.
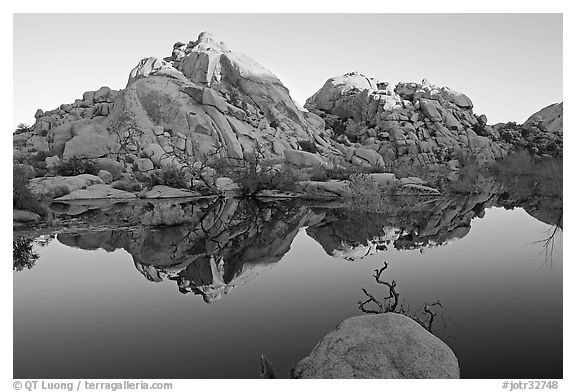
xmin=13 ymin=13 xmax=562 ymax=127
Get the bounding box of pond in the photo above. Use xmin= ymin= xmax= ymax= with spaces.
xmin=13 ymin=183 xmax=562 ymax=379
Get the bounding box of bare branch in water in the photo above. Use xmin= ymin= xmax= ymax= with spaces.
xmin=358 ymin=288 xmax=384 ymax=314
xmin=359 ymin=261 xmax=443 ymax=332
xmin=421 ymin=301 xmax=443 ymax=331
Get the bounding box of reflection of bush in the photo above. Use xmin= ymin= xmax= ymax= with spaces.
xmin=141 ymin=203 xmax=193 ymax=226
xmin=13 ymin=237 xmax=39 ymax=272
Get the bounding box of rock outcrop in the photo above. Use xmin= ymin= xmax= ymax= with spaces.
xmin=16 ymin=32 xmax=340 ymax=184
xmin=291 ymin=313 xmax=460 ymax=378
xmin=13 ymin=32 xmax=562 ymax=194
xmin=104 ymin=32 xmax=338 ymax=170
xmin=305 ymin=72 xmax=507 ymax=167
xmin=524 ymin=102 xmax=563 ymax=134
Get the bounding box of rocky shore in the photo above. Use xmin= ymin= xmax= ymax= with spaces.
xmin=13 ymin=31 xmax=562 ymax=223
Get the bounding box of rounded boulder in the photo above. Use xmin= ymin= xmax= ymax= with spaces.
xmin=291 ymin=313 xmax=460 ymax=379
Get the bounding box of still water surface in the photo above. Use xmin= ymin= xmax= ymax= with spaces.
xmin=13 ymin=203 xmax=562 ymax=379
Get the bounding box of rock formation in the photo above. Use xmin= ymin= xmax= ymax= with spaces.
xmin=13 ymin=32 xmax=563 ymax=188
xmin=17 ymin=32 xmax=340 ymax=181
xmin=524 ymin=102 xmax=563 ymax=134
xmin=291 ymin=313 xmax=460 ymax=378
xmin=306 ymin=72 xmax=511 ymax=168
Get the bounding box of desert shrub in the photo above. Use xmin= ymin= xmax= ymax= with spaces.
xmin=491 ymin=150 xmax=562 ymax=179
xmin=13 ymin=165 xmax=49 ymax=216
xmin=297 ymin=140 xmax=318 ymax=153
xmin=309 ymin=165 xmax=367 ymax=182
xmin=234 ymin=165 xmax=300 ymax=195
xmin=133 ymin=171 xmax=152 ymax=184
xmin=13 ymin=237 xmax=39 ymax=271
xmin=211 ymin=157 xmax=236 ymax=177
xmin=472 ymin=121 xmax=487 ymax=136
xmin=342 ymin=173 xmax=412 ymax=213
xmin=26 ymin=150 xmax=57 ymax=176
xmin=141 ymin=203 xmax=193 ymax=226
xmin=57 ymin=157 xmax=97 ymax=176
xmin=344 ymin=173 xmax=379 ymax=208
xmin=14 ymin=123 xmax=32 ymax=135
xmin=491 ymin=150 xmax=535 ymax=175
xmin=148 ymin=167 xmax=188 ymax=189
xmin=227 ymin=148 xmax=301 ymax=195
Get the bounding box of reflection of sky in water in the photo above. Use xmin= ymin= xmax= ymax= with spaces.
xmin=13 ymin=207 xmax=562 ymax=379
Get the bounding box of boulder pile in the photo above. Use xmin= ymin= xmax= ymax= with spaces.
xmin=14 ymin=32 xmax=563 ymax=190
xmin=305 ymin=73 xmax=508 ymax=167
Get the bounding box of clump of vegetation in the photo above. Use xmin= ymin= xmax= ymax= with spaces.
xmin=489 ymin=150 xmax=562 ymax=198
xmin=211 ymin=157 xmax=235 ymax=177
xmin=13 ymin=165 xmax=50 ymax=216
xmin=14 ymin=123 xmax=32 ymax=135
xmin=345 ymin=173 xmax=380 ymax=209
xmin=13 ymin=237 xmax=39 ymax=272
xmin=141 ymin=203 xmax=193 ymax=226
xmin=25 ymin=150 xmax=58 ymax=177
xmin=234 ymin=164 xmax=301 ymax=195
xmin=491 ymin=149 xmax=561 ymax=177
xmin=497 ymin=121 xmax=562 ymax=158
xmin=226 ymin=148 xmax=301 ymax=195
xmin=57 ymin=157 xmax=98 ymax=176
xmin=308 ymin=161 xmax=385 ymax=182
xmin=147 ymin=166 xmax=189 ymax=189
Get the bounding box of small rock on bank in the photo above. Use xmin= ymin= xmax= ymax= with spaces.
xmin=291 ymin=313 xmax=459 ymax=379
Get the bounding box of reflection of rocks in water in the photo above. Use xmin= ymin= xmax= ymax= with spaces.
xmin=57 ymin=198 xmax=325 ymax=303
xmin=306 ymin=217 xmax=401 ymax=261
xmin=524 ymin=202 xmax=562 ymax=229
xmin=51 ymin=166 xmax=563 ymax=297
xmin=307 ymin=192 xmax=496 ymax=260
xmin=493 ymin=155 xmax=562 ymax=229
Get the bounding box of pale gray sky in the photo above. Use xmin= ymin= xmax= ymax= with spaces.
xmin=13 ymin=13 xmax=562 ymax=127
